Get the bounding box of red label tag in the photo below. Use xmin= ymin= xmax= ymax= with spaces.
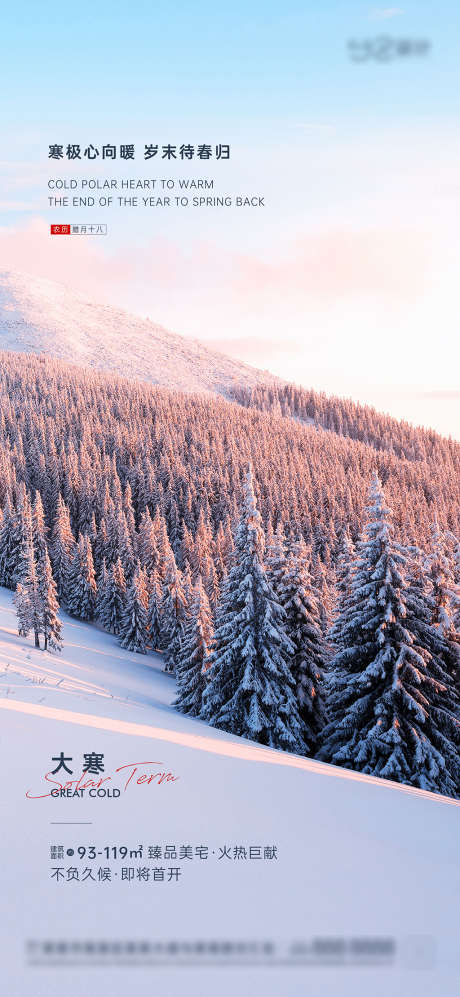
xmin=50 ymin=224 xmax=71 ymax=235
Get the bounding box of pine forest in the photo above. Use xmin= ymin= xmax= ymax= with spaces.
xmin=0 ymin=351 xmax=459 ymax=798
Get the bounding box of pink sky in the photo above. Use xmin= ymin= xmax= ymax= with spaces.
xmin=0 ymin=214 xmax=459 ymax=439
xmin=1 ymin=116 xmax=459 ymax=439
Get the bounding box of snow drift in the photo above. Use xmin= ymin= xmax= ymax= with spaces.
xmin=0 ymin=587 xmax=458 ymax=997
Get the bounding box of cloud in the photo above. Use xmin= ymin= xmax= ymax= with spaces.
xmin=0 ymin=217 xmax=431 ymax=311
xmin=419 ymin=390 xmax=460 ymax=401
xmin=0 ymin=201 xmax=40 ymax=212
xmin=369 ymin=7 xmax=404 ymax=20
xmin=228 ymin=229 xmax=430 ymax=303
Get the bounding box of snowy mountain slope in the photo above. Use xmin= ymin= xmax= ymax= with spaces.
xmin=0 ymin=269 xmax=280 ymax=396
xmin=0 ymin=586 xmax=459 ymax=997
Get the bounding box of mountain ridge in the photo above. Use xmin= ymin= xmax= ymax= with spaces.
xmin=1 ymin=269 xmax=458 ymax=456
xmin=0 ymin=269 xmax=281 ymax=396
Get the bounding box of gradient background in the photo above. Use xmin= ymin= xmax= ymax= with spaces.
xmin=1 ymin=1 xmax=459 ymax=436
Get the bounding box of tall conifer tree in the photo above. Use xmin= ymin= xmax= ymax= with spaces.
xmin=175 ymin=577 xmax=214 ymax=716
xmin=202 ymin=468 xmax=305 ymax=754
xmin=160 ymin=553 xmax=188 ymax=673
xmin=319 ymin=474 xmax=458 ymax=795
xmin=38 ymin=548 xmax=62 ymax=652
xmin=50 ymin=494 xmax=76 ymax=604
xmin=98 ymin=556 xmax=127 ymax=634
xmin=279 ymin=537 xmax=327 ymax=752
xmin=67 ymin=534 xmax=97 ymax=621
xmin=119 ymin=561 xmax=149 ymax=653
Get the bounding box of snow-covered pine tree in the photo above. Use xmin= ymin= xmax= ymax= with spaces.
xmin=0 ymin=495 xmax=17 ymax=589
xmin=166 ymin=494 xmax=181 ymax=558
xmin=160 ymin=552 xmax=188 ymax=673
xmin=137 ymin=508 xmax=159 ymax=575
xmin=279 ymin=536 xmax=327 ymax=752
xmin=13 ymin=483 xmax=33 ymax=588
xmin=32 ymin=491 xmax=48 ymax=565
xmin=327 ymin=526 xmax=357 ymax=710
xmin=98 ymin=556 xmax=127 ymax=634
xmin=180 ymin=520 xmax=195 ymax=572
xmin=93 ymin=518 xmax=108 ymax=577
xmin=327 ymin=527 xmax=356 ymax=672
xmin=67 ymin=534 xmax=97 ymax=620
xmin=182 ymin=560 xmax=195 ymax=609
xmin=265 ymin=520 xmax=329 ymax=740
xmin=319 ymin=473 xmax=458 ymax=796
xmin=78 ymin=481 xmax=95 ymax=538
xmin=426 ymin=519 xmax=460 ymax=642
xmin=191 ymin=508 xmax=213 ymax=581
xmin=334 ymin=526 xmax=355 ymax=608
xmin=147 ymin=568 xmax=162 ymax=650
xmin=119 ymin=561 xmax=149 ymax=653
xmin=106 ymin=507 xmax=134 ymax=577
xmin=454 ymin=535 xmax=460 ymax=634
xmin=403 ymin=545 xmax=460 ymax=795
xmin=174 ymin=576 xmax=214 ymax=716
xmin=264 ymin=513 xmax=274 ymax=551
xmin=122 ymin=480 xmax=136 ymax=538
xmin=104 ymin=507 xmax=121 ymax=568
xmin=96 ymin=559 xmax=109 ymax=619
xmin=203 ymin=555 xmax=220 ymax=612
xmin=38 ymin=547 xmax=62 ymax=652
xmin=89 ymin=513 xmax=100 ymax=571
xmin=50 ymin=494 xmax=76 ymax=604
xmin=201 ymin=467 xmax=305 ymax=755
xmin=265 ymin=521 xmax=287 ymax=601
xmin=14 ymin=541 xmax=41 ymax=648
xmin=425 ymin=520 xmax=460 ymax=698
xmin=153 ymin=508 xmax=174 ymax=581
xmin=214 ymin=520 xmax=229 ymax=581
xmin=14 ymin=582 xmax=33 ymax=640
xmin=313 ymin=559 xmax=335 ymax=638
